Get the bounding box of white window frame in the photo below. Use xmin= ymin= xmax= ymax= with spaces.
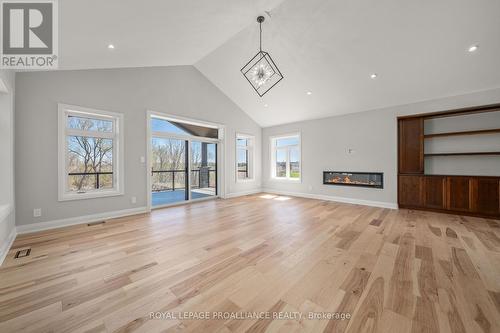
xmin=58 ymin=104 xmax=124 ymax=201
xmin=235 ymin=133 xmax=255 ymax=182
xmin=270 ymin=133 xmax=301 ymax=182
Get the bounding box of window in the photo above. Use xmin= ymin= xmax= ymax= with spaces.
xmin=58 ymin=104 xmax=124 ymax=201
xmin=236 ymin=134 xmax=254 ymax=181
xmin=270 ymin=133 xmax=301 ymax=180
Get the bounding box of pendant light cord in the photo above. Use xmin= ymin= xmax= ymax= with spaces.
xmin=259 ymin=21 xmax=262 ymax=52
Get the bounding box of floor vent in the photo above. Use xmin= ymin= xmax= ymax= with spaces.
xmin=15 ymin=248 xmax=31 ymax=259
xmin=87 ymin=221 xmax=106 ymax=227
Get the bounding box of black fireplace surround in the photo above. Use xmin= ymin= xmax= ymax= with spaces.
xmin=323 ymin=171 xmax=383 ymax=189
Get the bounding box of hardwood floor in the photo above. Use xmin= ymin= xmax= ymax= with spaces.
xmin=1 ymin=193 xmax=499 ymax=333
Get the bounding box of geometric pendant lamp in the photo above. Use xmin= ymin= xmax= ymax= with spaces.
xmin=240 ymin=16 xmax=284 ymax=97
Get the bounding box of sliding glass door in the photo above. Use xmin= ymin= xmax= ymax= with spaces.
xmin=149 ymin=114 xmax=219 ymax=208
xmin=190 ymin=141 xmax=217 ymax=200
xmin=151 ymin=137 xmax=188 ymax=206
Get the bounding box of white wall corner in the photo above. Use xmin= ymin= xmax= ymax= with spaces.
xmin=0 ymin=78 xmax=8 ymax=94
xmin=0 ymin=204 xmax=13 ymax=223
xmin=0 ymin=224 xmax=17 ymax=267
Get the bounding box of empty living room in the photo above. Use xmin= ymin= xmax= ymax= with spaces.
xmin=1 ymin=0 xmax=500 ymax=332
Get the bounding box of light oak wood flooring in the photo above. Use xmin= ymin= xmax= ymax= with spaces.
xmin=1 ymin=194 xmax=500 ymax=332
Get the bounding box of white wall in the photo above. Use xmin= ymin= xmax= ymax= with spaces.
xmin=0 ymin=69 xmax=16 ymax=264
xmin=262 ymin=88 xmax=500 ymax=207
xmin=15 ymin=66 xmax=261 ymax=227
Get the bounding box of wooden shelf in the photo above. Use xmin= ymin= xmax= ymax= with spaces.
xmin=424 ymin=128 xmax=500 ymax=138
xmin=425 ymin=152 xmax=500 ymax=157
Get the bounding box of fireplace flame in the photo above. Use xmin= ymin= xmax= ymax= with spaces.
xmin=324 ymin=172 xmax=381 ymax=188
xmin=329 ymin=175 xmax=376 ymax=186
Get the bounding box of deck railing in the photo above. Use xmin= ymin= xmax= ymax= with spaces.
xmin=151 ymin=169 xmax=216 ymax=191
xmin=68 ymin=169 xmax=218 ymax=192
xmin=68 ymin=171 xmax=113 ymax=189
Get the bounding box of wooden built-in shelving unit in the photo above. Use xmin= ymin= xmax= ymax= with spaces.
xmin=397 ymin=103 xmax=500 ymax=219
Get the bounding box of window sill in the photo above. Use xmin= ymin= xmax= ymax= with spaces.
xmin=58 ymin=190 xmax=124 ymax=202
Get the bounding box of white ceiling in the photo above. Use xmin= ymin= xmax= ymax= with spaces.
xmin=59 ymin=0 xmax=284 ymax=69
xmin=59 ymin=0 xmax=500 ymax=127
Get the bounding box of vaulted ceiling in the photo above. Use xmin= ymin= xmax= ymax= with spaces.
xmin=59 ymin=0 xmax=284 ymax=68
xmin=59 ymin=0 xmax=500 ymax=127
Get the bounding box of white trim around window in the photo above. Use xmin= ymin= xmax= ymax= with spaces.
xmin=235 ymin=133 xmax=255 ymax=182
xmin=58 ymin=104 xmax=124 ymax=201
xmin=270 ymin=132 xmax=301 ymax=182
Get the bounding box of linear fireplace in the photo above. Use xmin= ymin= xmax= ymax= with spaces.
xmin=323 ymin=171 xmax=383 ymax=189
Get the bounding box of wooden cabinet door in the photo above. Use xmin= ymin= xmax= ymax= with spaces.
xmin=472 ymin=178 xmax=500 ymax=215
xmin=423 ymin=176 xmax=446 ymax=209
xmin=399 ymin=175 xmax=423 ymax=207
xmin=446 ymin=177 xmax=472 ymax=212
xmin=398 ymin=118 xmax=424 ymax=174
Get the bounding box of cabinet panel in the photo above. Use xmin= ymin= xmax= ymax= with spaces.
xmin=473 ymin=178 xmax=500 ymax=215
xmin=399 ymin=175 xmax=423 ymax=207
xmin=446 ymin=177 xmax=472 ymax=212
xmin=398 ymin=118 xmax=424 ymax=174
xmin=423 ymin=176 xmax=446 ymax=209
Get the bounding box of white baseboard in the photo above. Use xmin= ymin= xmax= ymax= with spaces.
xmin=225 ymin=188 xmax=263 ymax=199
xmin=262 ymin=188 xmax=398 ymax=209
xmin=16 ymin=206 xmax=149 ymax=235
xmin=0 ymin=226 xmax=17 ymax=267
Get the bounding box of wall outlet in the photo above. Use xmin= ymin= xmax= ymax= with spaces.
xmin=131 ymin=196 xmax=137 ymax=204
xmin=308 ymin=185 xmax=313 ymax=191
xmin=140 ymin=156 xmax=145 ymax=163
xmin=33 ymin=208 xmax=42 ymax=217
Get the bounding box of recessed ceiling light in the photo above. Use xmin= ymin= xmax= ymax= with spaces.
xmin=468 ymin=45 xmax=478 ymax=52
xmin=370 ymin=73 xmax=378 ymax=79
xmin=107 ymin=44 xmax=115 ymax=50
xmin=306 ymin=91 xmax=312 ymax=95
xmin=264 ymin=104 xmax=268 ymax=107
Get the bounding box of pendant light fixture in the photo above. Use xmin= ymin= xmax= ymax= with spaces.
xmin=241 ymin=16 xmax=284 ymax=97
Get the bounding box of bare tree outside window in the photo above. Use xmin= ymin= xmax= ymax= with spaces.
xmin=59 ymin=105 xmax=123 ymax=201
xmin=151 ymin=138 xmax=186 ymax=191
xmin=66 ymin=116 xmax=114 ymax=192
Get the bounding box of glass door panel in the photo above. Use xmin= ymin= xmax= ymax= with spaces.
xmin=151 ymin=137 xmax=188 ymax=206
xmin=190 ymin=141 xmax=217 ymax=200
